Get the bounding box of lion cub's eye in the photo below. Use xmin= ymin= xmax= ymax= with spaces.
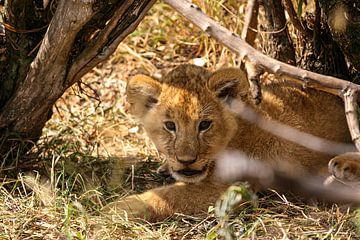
xmin=164 ymin=121 xmax=176 ymax=132
xmin=198 ymin=120 xmax=212 ymax=132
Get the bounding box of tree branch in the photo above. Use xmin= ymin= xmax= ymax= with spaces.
xmin=163 ymin=0 xmax=360 ymax=96
xmin=344 ymin=88 xmax=360 ymax=150
xmin=216 ymin=152 xmax=360 ymax=204
xmin=230 ymin=99 xmax=356 ymax=155
xmin=241 ymin=0 xmax=258 ymax=47
xmin=240 ymin=0 xmax=262 ymax=104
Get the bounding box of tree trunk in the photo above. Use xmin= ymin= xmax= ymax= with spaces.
xmin=319 ymin=0 xmax=360 ymax=83
xmin=298 ymin=0 xmax=349 ymax=80
xmin=0 ymin=0 xmax=156 ymax=163
xmin=260 ymin=0 xmax=296 ymax=65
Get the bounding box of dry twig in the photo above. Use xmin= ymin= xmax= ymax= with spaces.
xmin=344 ymin=88 xmax=360 ymax=150
xmin=241 ymin=0 xmax=259 ymax=47
xmin=230 ymin=99 xmax=356 ymax=155
xmin=240 ymin=0 xmax=263 ymax=104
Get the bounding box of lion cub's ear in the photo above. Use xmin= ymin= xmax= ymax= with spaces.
xmin=208 ymin=68 xmax=249 ymax=105
xmin=126 ymin=75 xmax=162 ymax=118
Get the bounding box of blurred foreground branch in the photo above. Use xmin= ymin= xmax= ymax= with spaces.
xmin=229 ymin=100 xmax=356 ymax=155
xmin=216 ymin=151 xmax=360 ymax=204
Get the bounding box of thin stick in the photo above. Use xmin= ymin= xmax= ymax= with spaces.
xmin=241 ymin=0 xmax=262 ymax=104
xmin=344 ymin=88 xmax=360 ymax=151
xmin=241 ymin=0 xmax=259 ymax=47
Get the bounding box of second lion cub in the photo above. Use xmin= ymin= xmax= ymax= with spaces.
xmin=105 ymin=64 xmax=360 ymax=221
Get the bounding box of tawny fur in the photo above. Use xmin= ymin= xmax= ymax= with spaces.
xmin=104 ymin=64 xmax=359 ymax=221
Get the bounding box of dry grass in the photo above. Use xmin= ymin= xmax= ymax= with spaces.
xmin=0 ymin=0 xmax=360 ymax=239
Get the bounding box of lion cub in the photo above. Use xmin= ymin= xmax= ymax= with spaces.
xmin=104 ymin=64 xmax=360 ymax=221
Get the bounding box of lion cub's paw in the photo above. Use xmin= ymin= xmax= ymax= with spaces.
xmin=102 ymin=194 xmax=154 ymax=220
xmin=102 ymin=190 xmax=172 ymax=221
xmin=329 ymin=152 xmax=360 ymax=182
xmin=156 ymin=162 xmax=171 ymax=177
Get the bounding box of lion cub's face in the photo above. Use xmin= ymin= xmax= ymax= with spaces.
xmin=126 ymin=65 xmax=247 ymax=183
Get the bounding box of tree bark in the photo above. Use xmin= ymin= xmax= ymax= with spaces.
xmin=1 ymin=0 xmax=50 ymax=109
xmin=319 ymin=0 xmax=360 ymax=82
xmin=0 ymin=0 xmax=156 ymax=162
xmin=260 ymin=0 xmax=296 ymax=65
xmin=298 ymin=0 xmax=349 ymax=80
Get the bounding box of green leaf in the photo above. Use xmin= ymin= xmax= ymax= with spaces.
xmin=353 ymin=208 xmax=360 ymax=235
xmin=297 ymin=0 xmax=304 ymax=17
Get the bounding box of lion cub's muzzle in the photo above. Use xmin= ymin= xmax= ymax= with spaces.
xmin=172 ymin=162 xmax=209 ymax=182
xmin=176 ymin=166 xmax=207 ymax=177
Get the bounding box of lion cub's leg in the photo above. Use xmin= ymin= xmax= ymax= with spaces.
xmin=328 ymin=152 xmax=360 ymax=182
xmin=103 ymin=181 xmax=229 ymax=221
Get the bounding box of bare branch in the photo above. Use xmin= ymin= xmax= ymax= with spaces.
xmin=243 ymin=61 xmax=263 ymax=104
xmin=163 ymin=0 xmax=360 ymax=96
xmin=344 ymin=88 xmax=360 ymax=151
xmin=241 ymin=0 xmax=259 ymax=47
xmin=282 ymin=0 xmax=312 ymax=39
xmin=66 ymin=0 xmax=134 ymax=86
xmin=240 ymin=0 xmax=262 ymax=104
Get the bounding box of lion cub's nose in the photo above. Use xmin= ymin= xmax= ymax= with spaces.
xmin=176 ymin=156 xmax=197 ymax=165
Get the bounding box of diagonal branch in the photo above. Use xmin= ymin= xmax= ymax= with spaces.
xmin=163 ymin=0 xmax=360 ymax=96
xmin=216 ymin=152 xmax=360 ymax=204
xmin=65 ymin=0 xmax=135 ymax=86
xmin=229 ymin=99 xmax=356 ymax=155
